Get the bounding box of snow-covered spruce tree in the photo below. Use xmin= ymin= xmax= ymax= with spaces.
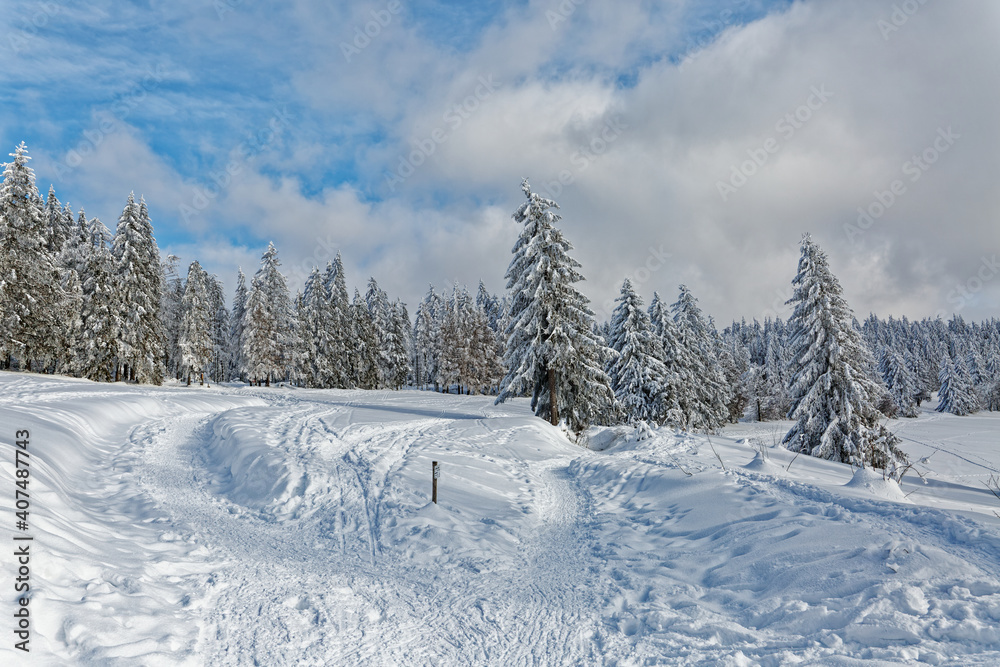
xmin=413 ymin=285 xmax=444 ymax=390
xmin=389 ymin=299 xmax=412 ymax=389
xmin=111 ymin=193 xmax=165 ymax=383
xmin=496 ymin=179 xmax=617 ymax=432
xmin=44 ymin=185 xmax=67 ymax=254
xmin=206 ymin=274 xmax=230 ymax=384
xmin=241 ymin=243 xmax=295 ymax=386
xmin=229 ymin=268 xmax=248 ymax=381
xmin=296 ymin=267 xmax=336 ymax=388
xmin=58 ymin=208 xmax=90 ymax=279
xmin=161 ymin=255 xmax=185 ymax=379
xmin=321 ymin=254 xmax=353 ymax=388
xmin=606 ymin=279 xmax=677 ymax=425
xmin=365 ymin=277 xmax=408 ymax=389
xmin=669 ymin=285 xmax=730 ymax=431
xmin=468 ymin=297 xmax=503 ymax=394
xmin=350 ymin=288 xmax=379 ymax=389
xmin=79 ymin=217 xmax=121 ymax=381
xmin=936 ymin=346 xmax=980 ymax=416
xmin=878 ymin=348 xmax=919 ymax=418
xmin=439 ymin=284 xmax=471 ymax=393
xmin=178 ymin=261 xmax=213 ymax=385
xmin=0 ymin=143 xmax=67 ymax=371
xmin=782 ymin=235 xmax=905 ymax=470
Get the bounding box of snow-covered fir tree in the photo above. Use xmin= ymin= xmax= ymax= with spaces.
xmin=78 ymin=217 xmax=120 ymax=381
xmin=670 ymin=285 xmax=730 ymax=431
xmin=206 ymin=274 xmax=229 ymax=384
xmin=0 ymin=143 xmax=68 ymax=371
xmin=350 ymin=288 xmax=379 ymax=389
xmin=323 ymin=253 xmax=353 ymax=389
xmin=241 ymin=243 xmax=294 ymax=386
xmin=178 ymin=261 xmax=213 ymax=385
xmin=364 ymin=277 xmax=408 ymax=389
xmin=389 ymin=299 xmax=412 ymax=389
xmin=438 ymin=285 xmax=471 ymax=393
xmin=111 ymin=193 xmax=164 ymax=383
xmin=496 ymin=179 xmax=617 ymax=432
xmin=936 ymin=346 xmax=980 ymax=416
xmin=878 ymin=348 xmax=919 ymax=418
xmin=296 ymin=267 xmax=337 ymax=388
xmin=228 ymin=268 xmax=248 ymax=381
xmin=161 ymin=255 xmax=185 ymax=379
xmin=606 ymin=279 xmax=678 ymax=425
xmin=58 ymin=208 xmax=90 ymax=279
xmin=413 ymin=285 xmax=444 ymax=390
xmin=782 ymin=235 xmax=905 ymax=470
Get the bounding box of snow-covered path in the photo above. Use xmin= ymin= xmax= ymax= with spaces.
xmin=4 ymin=373 xmax=1000 ymax=665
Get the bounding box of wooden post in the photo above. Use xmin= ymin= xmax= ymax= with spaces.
xmin=432 ymin=461 xmax=440 ymax=504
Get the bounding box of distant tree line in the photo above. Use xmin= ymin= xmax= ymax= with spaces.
xmin=2 ymin=143 xmax=997 ymax=473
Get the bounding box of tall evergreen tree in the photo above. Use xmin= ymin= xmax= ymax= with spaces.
xmin=297 ymin=267 xmax=336 ymax=387
xmin=206 ymin=274 xmax=230 ymax=384
xmin=606 ymin=279 xmax=678 ymax=425
xmin=229 ymin=268 xmax=248 ymax=381
xmin=879 ymin=348 xmax=919 ymax=418
xmin=350 ymin=288 xmax=379 ymax=389
xmin=414 ymin=285 xmax=444 ymax=390
xmin=323 ymin=253 xmax=353 ymax=388
xmin=670 ymin=285 xmax=730 ymax=431
xmin=241 ymin=243 xmax=294 ymax=386
xmin=178 ymin=260 xmax=213 ymax=385
xmin=78 ymin=217 xmax=120 ymax=381
xmin=496 ymin=179 xmax=617 ymax=432
xmin=936 ymin=347 xmax=980 ymax=416
xmin=111 ymin=193 xmax=164 ymax=383
xmin=782 ymin=235 xmax=905 ymax=469
xmin=0 ymin=143 xmax=66 ymax=371
xmin=161 ymin=255 xmax=185 ymax=379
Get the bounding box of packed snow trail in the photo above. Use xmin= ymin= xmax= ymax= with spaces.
xmin=4 ymin=374 xmax=1000 ymax=664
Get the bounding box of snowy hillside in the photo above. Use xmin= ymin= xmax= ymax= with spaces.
xmin=3 ymin=372 xmax=1000 ymax=665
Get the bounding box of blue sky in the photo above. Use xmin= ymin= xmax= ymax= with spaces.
xmin=3 ymin=0 xmax=998 ymax=323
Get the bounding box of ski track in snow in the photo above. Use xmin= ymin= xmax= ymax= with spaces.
xmin=4 ymin=374 xmax=1000 ymax=665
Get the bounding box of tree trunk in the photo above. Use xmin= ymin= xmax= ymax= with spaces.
xmin=186 ymin=372 xmax=191 ymax=386
xmin=757 ymin=398 xmax=762 ymax=422
xmin=200 ymin=372 xmax=204 ymax=386
xmin=265 ymin=376 xmax=270 ymax=387
xmin=548 ymin=367 xmax=559 ymax=426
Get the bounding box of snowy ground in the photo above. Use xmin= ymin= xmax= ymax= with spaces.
xmin=3 ymin=372 xmax=1000 ymax=665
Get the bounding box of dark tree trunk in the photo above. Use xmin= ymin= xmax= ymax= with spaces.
xmin=548 ymin=367 xmax=559 ymax=426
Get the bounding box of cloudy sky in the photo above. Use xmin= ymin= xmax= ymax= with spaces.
xmin=3 ymin=0 xmax=998 ymax=324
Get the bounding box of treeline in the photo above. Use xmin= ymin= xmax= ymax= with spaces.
xmin=2 ymin=143 xmax=997 ymax=469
